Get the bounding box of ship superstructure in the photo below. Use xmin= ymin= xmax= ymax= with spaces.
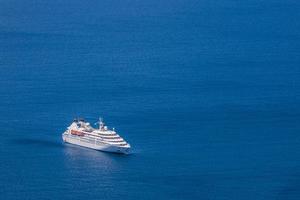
xmin=62 ymin=118 xmax=130 ymax=154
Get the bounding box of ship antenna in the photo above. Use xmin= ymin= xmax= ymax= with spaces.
xmin=99 ymin=117 xmax=104 ymax=130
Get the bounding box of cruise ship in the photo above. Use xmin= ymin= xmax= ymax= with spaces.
xmin=62 ymin=118 xmax=131 ymax=154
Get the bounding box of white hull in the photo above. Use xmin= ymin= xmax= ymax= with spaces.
xmin=62 ymin=133 xmax=130 ymax=154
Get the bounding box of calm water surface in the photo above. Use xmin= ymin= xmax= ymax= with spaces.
xmin=0 ymin=0 xmax=300 ymax=199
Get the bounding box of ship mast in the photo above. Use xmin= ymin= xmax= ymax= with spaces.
xmin=99 ymin=117 xmax=104 ymax=130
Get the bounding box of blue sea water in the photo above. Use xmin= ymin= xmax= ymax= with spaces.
xmin=1 ymin=0 xmax=300 ymax=199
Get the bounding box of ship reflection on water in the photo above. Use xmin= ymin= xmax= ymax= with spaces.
xmin=62 ymin=143 xmax=126 ymax=175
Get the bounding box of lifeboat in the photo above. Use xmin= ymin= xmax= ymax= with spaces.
xmin=71 ymin=130 xmax=85 ymax=136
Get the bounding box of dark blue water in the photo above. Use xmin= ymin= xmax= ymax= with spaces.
xmin=1 ymin=0 xmax=300 ymax=199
